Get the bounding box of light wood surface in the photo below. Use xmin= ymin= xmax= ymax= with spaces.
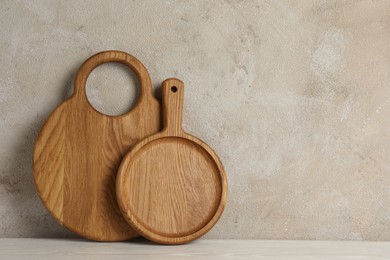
xmin=33 ymin=51 xmax=161 ymax=241
xmin=116 ymin=78 xmax=227 ymax=245
xmin=1 ymin=239 xmax=390 ymax=259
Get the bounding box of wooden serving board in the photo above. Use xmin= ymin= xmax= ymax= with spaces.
xmin=33 ymin=51 xmax=161 ymax=241
xmin=116 ymin=78 xmax=227 ymax=244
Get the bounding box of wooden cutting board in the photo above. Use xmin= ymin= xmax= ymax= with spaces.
xmin=33 ymin=51 xmax=161 ymax=241
xmin=116 ymin=78 xmax=227 ymax=244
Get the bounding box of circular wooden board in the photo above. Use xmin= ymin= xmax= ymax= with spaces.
xmin=33 ymin=51 xmax=161 ymax=241
xmin=116 ymin=78 xmax=227 ymax=244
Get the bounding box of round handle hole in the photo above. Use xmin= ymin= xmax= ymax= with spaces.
xmin=86 ymin=63 xmax=140 ymax=116
xmin=171 ymin=86 xmax=177 ymax=93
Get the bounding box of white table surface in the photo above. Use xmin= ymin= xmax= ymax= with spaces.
xmin=1 ymin=238 xmax=390 ymax=259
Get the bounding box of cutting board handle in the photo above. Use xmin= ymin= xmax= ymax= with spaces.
xmin=73 ymin=50 xmax=153 ymax=108
xmin=162 ymin=78 xmax=184 ymax=136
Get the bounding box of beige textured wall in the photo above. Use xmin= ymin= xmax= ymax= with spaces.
xmin=1 ymin=0 xmax=390 ymax=240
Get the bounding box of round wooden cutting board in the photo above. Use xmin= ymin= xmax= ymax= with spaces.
xmin=116 ymin=78 xmax=227 ymax=244
xmin=33 ymin=51 xmax=161 ymax=241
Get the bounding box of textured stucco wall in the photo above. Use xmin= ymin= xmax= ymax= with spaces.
xmin=1 ymin=0 xmax=390 ymax=240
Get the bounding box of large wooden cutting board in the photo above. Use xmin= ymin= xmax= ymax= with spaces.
xmin=33 ymin=51 xmax=161 ymax=241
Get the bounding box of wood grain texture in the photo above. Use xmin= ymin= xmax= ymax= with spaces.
xmin=33 ymin=51 xmax=161 ymax=241
xmin=116 ymin=78 xmax=227 ymax=244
